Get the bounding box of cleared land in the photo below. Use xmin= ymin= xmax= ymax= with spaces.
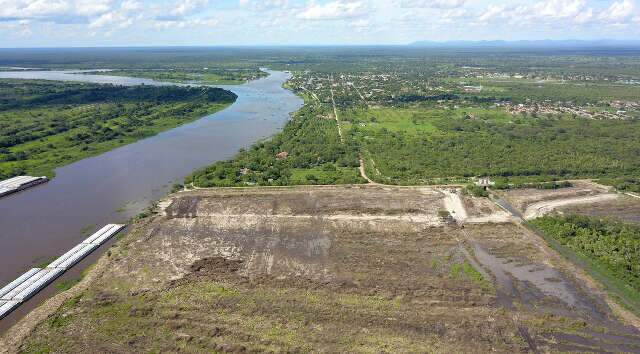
xmin=495 ymin=179 xmax=640 ymax=224
xmin=559 ymin=194 xmax=640 ymax=225
xmin=6 ymin=186 xmax=639 ymax=353
xmin=495 ymin=180 xmax=619 ymax=220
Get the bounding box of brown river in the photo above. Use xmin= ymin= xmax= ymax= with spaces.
xmin=0 ymin=69 xmax=302 ymax=329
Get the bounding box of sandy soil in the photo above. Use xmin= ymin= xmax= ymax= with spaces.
xmin=5 ymin=186 xmax=640 ymax=353
xmin=559 ymin=194 xmax=640 ymax=224
xmin=495 ymin=180 xmax=629 ymax=220
xmin=444 ymin=189 xmax=512 ymax=224
xmin=523 ymin=194 xmax=619 ymax=219
xmin=442 ymin=189 xmax=468 ymax=222
xmin=497 ymin=180 xmax=611 ymax=213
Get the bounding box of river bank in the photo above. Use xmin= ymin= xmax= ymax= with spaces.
xmin=0 ymin=69 xmax=303 ymax=331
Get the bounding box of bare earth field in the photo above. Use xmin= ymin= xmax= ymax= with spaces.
xmin=559 ymin=194 xmax=640 ymax=225
xmin=494 ymin=180 xmax=631 ymax=220
xmin=3 ymin=186 xmax=640 ymax=353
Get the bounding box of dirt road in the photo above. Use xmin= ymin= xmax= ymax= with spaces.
xmin=442 ymin=189 xmax=468 ymax=222
xmin=358 ymin=155 xmax=377 ymax=184
xmin=523 ymin=193 xmax=619 ymax=219
xmin=330 ymin=87 xmax=344 ymax=143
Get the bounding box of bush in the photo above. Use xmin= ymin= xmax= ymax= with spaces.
xmin=464 ymin=184 xmax=489 ymax=197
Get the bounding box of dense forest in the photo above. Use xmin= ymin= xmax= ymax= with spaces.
xmin=344 ymin=107 xmax=640 ymax=184
xmin=531 ymin=215 xmax=640 ymax=295
xmin=0 ymin=80 xmax=236 ymax=179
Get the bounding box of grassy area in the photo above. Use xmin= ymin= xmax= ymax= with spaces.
xmin=0 ymin=80 xmax=236 ymax=179
xmin=450 ymin=261 xmax=493 ymax=292
xmin=289 ymin=165 xmax=363 ymax=185
xmin=598 ymin=176 xmax=640 ymax=193
xmin=340 ymin=107 xmax=441 ymax=134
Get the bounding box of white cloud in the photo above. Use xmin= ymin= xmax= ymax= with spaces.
xmin=477 ymin=4 xmax=504 ymax=23
xmin=531 ymin=0 xmax=586 ymax=19
xmin=0 ymin=0 xmax=115 ymax=23
xmin=239 ymin=0 xmax=292 ymax=11
xmin=89 ymin=0 xmax=141 ymax=30
xmin=350 ymin=18 xmax=370 ymax=27
xmin=2 ymin=0 xmax=640 ymax=46
xmin=600 ymin=0 xmax=635 ymax=23
xmin=120 ymin=0 xmax=142 ymax=12
xmin=21 ymin=0 xmax=71 ymax=17
xmin=154 ymin=16 xmax=218 ymax=29
xmin=399 ymin=0 xmax=466 ymax=9
xmin=475 ymin=0 xmax=597 ymax=26
xmin=173 ymin=0 xmax=209 ymax=17
xmin=75 ymin=0 xmax=115 ymax=16
xmin=297 ymin=1 xmax=366 ymax=20
xmin=90 ymin=10 xmax=132 ymax=29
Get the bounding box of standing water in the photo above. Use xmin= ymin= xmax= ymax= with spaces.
xmin=0 ymin=70 xmax=302 ymax=286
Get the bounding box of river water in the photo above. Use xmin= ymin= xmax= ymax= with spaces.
xmin=0 ymin=70 xmax=302 ymax=286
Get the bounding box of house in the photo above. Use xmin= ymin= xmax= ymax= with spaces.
xmin=475 ymin=177 xmax=494 ymax=190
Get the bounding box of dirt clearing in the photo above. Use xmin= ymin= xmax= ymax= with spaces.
xmin=559 ymin=194 xmax=640 ymax=224
xmin=5 ymin=186 xmax=640 ymax=353
xmin=495 ymin=180 xmax=632 ymax=220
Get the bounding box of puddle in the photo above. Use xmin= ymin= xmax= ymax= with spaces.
xmin=472 ymin=243 xmax=602 ymax=317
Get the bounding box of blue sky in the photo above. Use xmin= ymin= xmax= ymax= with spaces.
xmin=0 ymin=0 xmax=639 ymax=47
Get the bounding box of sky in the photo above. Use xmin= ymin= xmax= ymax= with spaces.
xmin=0 ymin=0 xmax=639 ymax=47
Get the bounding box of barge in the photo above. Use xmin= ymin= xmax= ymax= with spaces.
xmin=0 ymin=176 xmax=48 ymax=198
xmin=0 ymin=224 xmax=126 ymax=320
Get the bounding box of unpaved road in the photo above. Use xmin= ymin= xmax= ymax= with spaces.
xmin=442 ymin=189 xmax=468 ymax=222
xmin=627 ymin=192 xmax=640 ymax=200
xmin=330 ymin=87 xmax=344 ymax=142
xmin=443 ymin=189 xmax=511 ymax=224
xmin=358 ymin=155 xmax=377 ymax=184
xmin=523 ymin=193 xmax=619 ymax=219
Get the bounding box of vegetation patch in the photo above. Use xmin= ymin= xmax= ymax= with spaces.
xmin=531 ymin=215 xmax=640 ymax=298
xmin=0 ymin=80 xmax=236 ymax=179
xmin=92 ymin=68 xmax=266 ymax=85
xmin=348 ymin=109 xmax=640 ymax=184
xmin=598 ymin=177 xmax=640 ymax=193
xmin=187 ymin=100 xmax=365 ymax=187
xmin=463 ymin=184 xmax=489 ymax=197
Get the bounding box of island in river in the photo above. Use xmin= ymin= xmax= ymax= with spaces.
xmin=87 ymin=68 xmax=268 ymax=85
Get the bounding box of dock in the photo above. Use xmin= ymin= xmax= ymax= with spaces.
xmin=0 ymin=224 xmax=126 ymax=320
xmin=0 ymin=176 xmax=48 ymax=198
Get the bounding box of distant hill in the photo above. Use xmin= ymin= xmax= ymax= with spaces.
xmin=409 ymin=40 xmax=640 ymax=49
